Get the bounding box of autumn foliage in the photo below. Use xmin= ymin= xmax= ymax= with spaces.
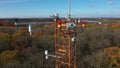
xmin=104 ymin=47 xmax=120 ymax=68
xmin=0 ymin=19 xmax=119 ymax=68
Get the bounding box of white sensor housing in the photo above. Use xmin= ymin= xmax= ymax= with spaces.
xmin=71 ymin=37 xmax=76 ymax=42
xmin=66 ymin=23 xmax=76 ymax=28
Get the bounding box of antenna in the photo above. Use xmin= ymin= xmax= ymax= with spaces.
xmin=28 ymin=24 xmax=32 ymax=36
xmin=68 ymin=0 xmax=71 ymax=18
xmin=15 ymin=22 xmax=19 ymax=32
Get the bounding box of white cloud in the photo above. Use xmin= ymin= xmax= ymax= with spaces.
xmin=107 ymin=0 xmax=114 ymax=5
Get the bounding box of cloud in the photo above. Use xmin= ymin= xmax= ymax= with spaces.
xmin=107 ymin=0 xmax=114 ymax=5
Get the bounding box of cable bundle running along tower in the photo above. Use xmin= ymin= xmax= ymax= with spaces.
xmin=54 ymin=14 xmax=76 ymax=68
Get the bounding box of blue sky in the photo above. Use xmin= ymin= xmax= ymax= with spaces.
xmin=0 ymin=0 xmax=120 ymax=18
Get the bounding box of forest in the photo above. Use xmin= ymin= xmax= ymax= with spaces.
xmin=0 ymin=18 xmax=120 ymax=68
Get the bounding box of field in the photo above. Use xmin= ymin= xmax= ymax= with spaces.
xmin=0 ymin=18 xmax=120 ymax=68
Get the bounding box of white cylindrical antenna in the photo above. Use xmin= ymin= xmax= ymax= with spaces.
xmin=78 ymin=19 xmax=81 ymax=23
xmin=45 ymin=50 xmax=49 ymax=59
xmin=68 ymin=0 xmax=71 ymax=18
xmin=28 ymin=24 xmax=32 ymax=36
xmin=15 ymin=22 xmax=17 ymax=26
xmin=15 ymin=22 xmax=18 ymax=32
xmin=45 ymin=56 xmax=48 ymax=59
xmin=45 ymin=50 xmax=48 ymax=55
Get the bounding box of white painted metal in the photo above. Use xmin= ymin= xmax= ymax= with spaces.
xmin=44 ymin=50 xmax=62 ymax=60
xmin=15 ymin=22 xmax=54 ymax=35
xmin=66 ymin=23 xmax=76 ymax=28
xmin=71 ymin=37 xmax=76 ymax=42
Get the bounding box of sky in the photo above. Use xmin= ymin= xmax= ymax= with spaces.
xmin=0 ymin=0 xmax=120 ymax=18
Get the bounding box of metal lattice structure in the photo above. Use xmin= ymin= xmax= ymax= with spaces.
xmin=55 ymin=18 xmax=76 ymax=68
